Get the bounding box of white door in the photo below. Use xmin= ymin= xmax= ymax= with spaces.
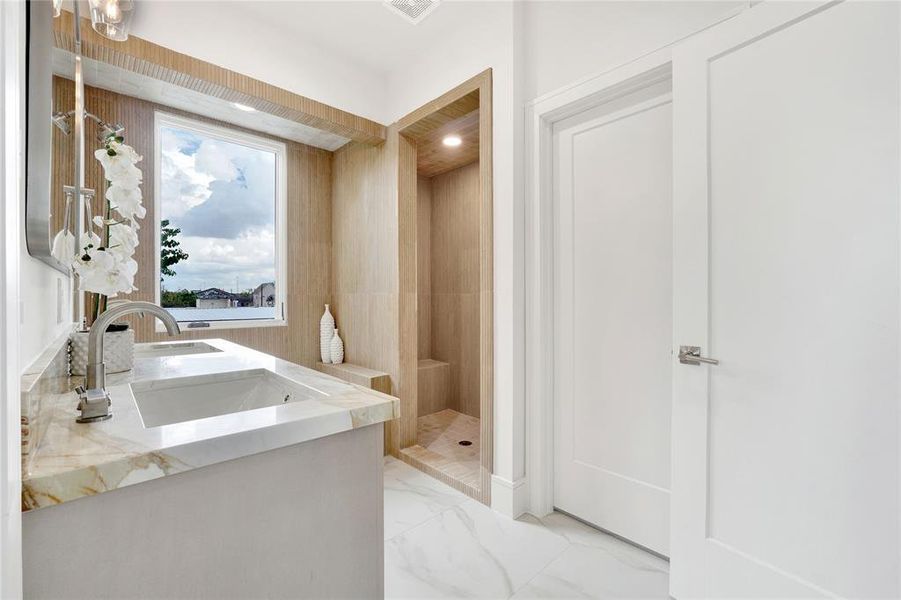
xmin=554 ymin=84 xmax=674 ymax=556
xmin=671 ymin=2 xmax=900 ymax=597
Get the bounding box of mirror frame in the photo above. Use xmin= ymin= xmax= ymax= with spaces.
xmin=25 ymin=0 xmax=69 ymax=274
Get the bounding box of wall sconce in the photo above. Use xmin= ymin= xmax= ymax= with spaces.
xmin=89 ymin=0 xmax=135 ymax=42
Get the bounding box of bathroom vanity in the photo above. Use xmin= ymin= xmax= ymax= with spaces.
xmin=21 ymin=339 xmax=398 ymax=599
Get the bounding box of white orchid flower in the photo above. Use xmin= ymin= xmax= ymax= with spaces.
xmin=75 ymin=247 xmax=138 ymax=297
xmin=79 ymin=230 xmax=102 ymax=253
xmin=105 ymin=185 xmax=145 ymax=221
xmin=109 ymin=223 xmax=140 ymax=257
xmin=107 ymin=141 xmax=142 ymax=164
xmin=72 ymin=138 xmax=144 ymax=302
xmin=50 ymin=229 xmax=75 ymax=264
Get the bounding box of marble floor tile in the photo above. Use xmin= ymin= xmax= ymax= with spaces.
xmin=384 ymin=456 xmax=470 ymax=540
xmin=385 ymin=500 xmax=569 ymax=598
xmin=515 ymin=514 xmax=669 ymax=599
xmin=511 ymin=538 xmax=668 ymax=599
xmin=383 ymin=457 xmax=670 ymax=599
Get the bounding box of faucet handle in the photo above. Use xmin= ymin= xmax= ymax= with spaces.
xmin=75 ymin=386 xmax=112 ymax=423
xmin=74 ymin=385 xmax=86 ymax=408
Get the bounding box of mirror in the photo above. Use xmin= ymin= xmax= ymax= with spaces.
xmin=29 ymin=3 xmax=358 ymax=330
xmin=25 ymin=0 xmax=71 ymax=274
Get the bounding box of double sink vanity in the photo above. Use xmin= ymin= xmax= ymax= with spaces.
xmin=22 ymin=336 xmax=398 ymax=599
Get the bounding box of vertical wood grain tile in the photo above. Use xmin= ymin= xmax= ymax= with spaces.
xmin=417 ymin=176 xmax=432 ymax=359
xmin=331 ymin=128 xmax=405 ymax=454
xmin=397 ymin=133 xmax=418 ymax=450
xmin=428 ymin=162 xmax=481 ymax=418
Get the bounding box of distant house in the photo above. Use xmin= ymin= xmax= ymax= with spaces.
xmin=252 ymin=282 xmax=276 ymax=307
xmin=235 ymin=292 xmax=254 ymax=307
xmin=194 ymin=288 xmax=238 ymax=309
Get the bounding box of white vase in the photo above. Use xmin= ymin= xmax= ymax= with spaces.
xmin=320 ymin=304 xmax=335 ymax=363
xmin=330 ymin=329 xmax=344 ymax=365
xmin=69 ymin=328 xmax=135 ymax=376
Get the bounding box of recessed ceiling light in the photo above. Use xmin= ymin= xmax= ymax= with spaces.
xmin=443 ymin=135 xmax=462 ymax=147
xmin=233 ymin=102 xmax=256 ymax=112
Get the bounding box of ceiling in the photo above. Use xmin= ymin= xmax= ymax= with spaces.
xmin=222 ymin=1 xmax=486 ymax=77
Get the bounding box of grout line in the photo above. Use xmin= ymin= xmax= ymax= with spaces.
xmin=505 ymin=518 xmax=575 ymax=598
xmin=383 ymin=496 xmax=477 ymax=544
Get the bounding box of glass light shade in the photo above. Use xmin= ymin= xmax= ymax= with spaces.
xmin=89 ymin=0 xmax=135 ymax=41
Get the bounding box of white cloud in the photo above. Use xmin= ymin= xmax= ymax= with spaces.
xmin=193 ymin=139 xmax=241 ymax=182
xmin=163 ymin=228 xmax=275 ymax=292
xmin=159 ymin=128 xmax=214 ymax=220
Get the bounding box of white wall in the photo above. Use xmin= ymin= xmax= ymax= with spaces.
xmin=128 ymin=2 xmax=392 ymax=124
xmin=20 ymin=260 xmax=69 ymax=371
xmin=2 ymin=3 xmax=25 ymax=597
xmin=521 ymin=1 xmax=746 ymax=103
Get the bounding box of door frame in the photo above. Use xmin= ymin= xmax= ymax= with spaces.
xmin=395 ymin=69 xmax=494 ymax=504
xmin=524 ymin=48 xmax=674 ymax=517
xmin=522 ymin=0 xmax=749 ymax=521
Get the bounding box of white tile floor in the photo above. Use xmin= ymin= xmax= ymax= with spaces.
xmin=384 ymin=457 xmax=670 ymax=599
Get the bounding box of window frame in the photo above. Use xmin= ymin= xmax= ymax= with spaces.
xmin=153 ymin=111 xmax=288 ymax=331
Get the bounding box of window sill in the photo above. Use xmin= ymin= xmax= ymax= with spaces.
xmin=155 ymin=319 xmax=287 ymax=334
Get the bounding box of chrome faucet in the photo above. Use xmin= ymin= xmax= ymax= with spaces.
xmin=75 ymin=301 xmax=181 ymax=423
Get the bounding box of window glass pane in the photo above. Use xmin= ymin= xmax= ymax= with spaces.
xmin=158 ymin=120 xmax=278 ymax=322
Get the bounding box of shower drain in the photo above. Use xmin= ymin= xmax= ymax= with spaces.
xmin=458 ymin=440 xmax=472 ymax=446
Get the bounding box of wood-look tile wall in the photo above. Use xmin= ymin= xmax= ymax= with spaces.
xmin=331 ymin=131 xmax=413 ymax=453
xmin=426 ymin=161 xmax=481 ymax=418
xmin=397 ymin=133 xmax=419 ymax=451
xmin=51 ymin=78 xmax=332 ymax=366
xmin=417 ymin=175 xmax=433 ymax=359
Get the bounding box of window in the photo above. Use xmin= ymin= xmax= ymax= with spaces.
xmin=154 ymin=112 xmax=287 ymax=329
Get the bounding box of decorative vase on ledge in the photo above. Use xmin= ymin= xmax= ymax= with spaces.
xmin=320 ymin=304 xmax=335 ymax=363
xmin=330 ymin=329 xmax=345 ymax=365
xmin=69 ymin=324 xmax=135 ymax=376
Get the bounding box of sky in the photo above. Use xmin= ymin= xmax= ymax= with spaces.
xmin=159 ymin=125 xmax=277 ymax=294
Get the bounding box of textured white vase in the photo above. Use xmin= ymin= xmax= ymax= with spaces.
xmin=69 ymin=328 xmax=135 ymax=376
xmin=330 ymin=329 xmax=345 ymax=365
xmin=320 ymin=304 xmax=335 ymax=363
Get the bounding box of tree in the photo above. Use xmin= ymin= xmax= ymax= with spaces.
xmin=160 ymin=289 xmax=197 ymax=308
xmin=160 ymin=219 xmax=189 ymax=279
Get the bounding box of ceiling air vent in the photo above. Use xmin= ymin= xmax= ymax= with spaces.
xmin=383 ymin=0 xmax=440 ymax=25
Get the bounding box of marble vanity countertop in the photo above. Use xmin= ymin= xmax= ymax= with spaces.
xmin=22 ymin=339 xmax=399 ymax=512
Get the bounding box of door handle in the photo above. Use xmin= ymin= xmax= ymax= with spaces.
xmin=678 ymin=346 xmax=719 ymax=366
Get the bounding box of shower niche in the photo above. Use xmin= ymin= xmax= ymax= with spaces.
xmin=396 ymin=72 xmax=492 ymax=502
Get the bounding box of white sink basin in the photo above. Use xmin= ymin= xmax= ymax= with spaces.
xmin=134 ymin=341 xmax=222 ymax=359
xmin=131 ymin=369 xmax=327 ymax=428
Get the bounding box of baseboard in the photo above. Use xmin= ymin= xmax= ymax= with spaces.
xmin=490 ymin=475 xmax=528 ymax=518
